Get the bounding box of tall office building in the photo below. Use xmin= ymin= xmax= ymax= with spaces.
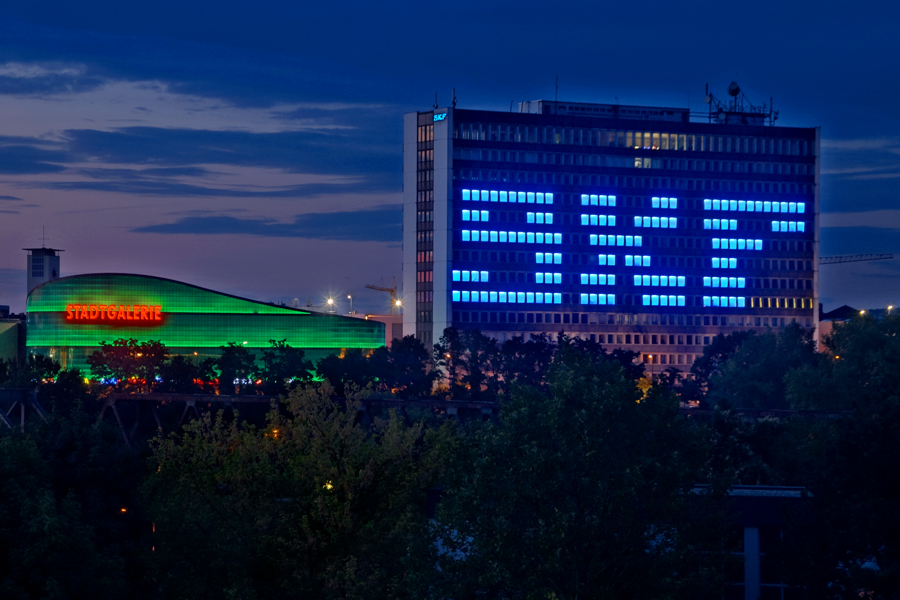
xmin=402 ymin=91 xmax=818 ymax=371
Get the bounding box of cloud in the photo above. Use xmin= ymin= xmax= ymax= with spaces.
xmin=131 ymin=205 xmax=402 ymax=242
xmin=821 ymin=137 xmax=899 ymax=151
xmin=0 ymin=61 xmax=106 ymax=96
xmin=0 ymin=195 xmax=24 ymax=201
xmin=0 ymin=143 xmax=67 ymax=174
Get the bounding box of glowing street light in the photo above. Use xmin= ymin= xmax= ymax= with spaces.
xmin=347 ymin=295 xmax=353 ymax=314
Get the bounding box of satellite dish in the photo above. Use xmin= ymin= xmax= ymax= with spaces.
xmin=728 ymin=81 xmax=741 ymax=97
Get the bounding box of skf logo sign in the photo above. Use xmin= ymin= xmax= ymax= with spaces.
xmin=433 ymin=113 xmax=447 ymax=122
xmin=65 ymin=304 xmax=163 ymax=325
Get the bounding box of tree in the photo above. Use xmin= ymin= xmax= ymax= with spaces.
xmin=375 ymin=335 xmax=437 ymax=398
xmin=498 ymin=333 xmax=555 ymax=396
xmin=145 ymin=385 xmax=457 ymax=600
xmin=256 ymin=339 xmax=314 ymax=395
xmin=215 ymin=342 xmax=256 ymax=395
xmin=158 ymin=355 xmax=217 ymax=394
xmin=425 ymin=336 xmax=724 ymax=599
xmin=433 ymin=328 xmax=501 ymax=400
xmin=0 ymin=354 xmax=61 ymax=389
xmin=87 ymin=338 xmax=167 ymax=392
xmin=316 ymin=351 xmax=377 ymax=396
xmin=690 ymin=329 xmax=755 ymax=395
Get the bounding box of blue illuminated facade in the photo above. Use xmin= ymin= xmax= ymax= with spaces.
xmin=403 ymin=99 xmax=818 ymax=371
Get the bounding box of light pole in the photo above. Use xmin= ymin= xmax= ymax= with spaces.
xmin=394 ymin=299 xmax=402 ymax=313
xmin=326 ymin=298 xmax=335 ymax=313
xmin=347 ymin=295 xmax=353 ymax=315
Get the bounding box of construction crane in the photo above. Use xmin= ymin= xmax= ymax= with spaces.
xmin=820 ymin=254 xmax=894 ymax=265
xmin=365 ymin=277 xmax=400 ymax=314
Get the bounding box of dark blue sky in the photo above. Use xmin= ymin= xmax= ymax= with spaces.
xmin=1 ymin=0 xmax=898 ymax=314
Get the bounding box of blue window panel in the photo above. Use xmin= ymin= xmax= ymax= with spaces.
xmin=652 ymin=197 xmax=660 ymax=208
xmin=588 ymin=273 xmax=597 ymax=285
xmin=500 ymin=192 xmax=508 ymax=202
xmin=669 ymin=276 xmax=677 ymax=286
xmin=780 ymin=221 xmax=788 ymax=232
xmin=634 ymin=216 xmax=642 ymax=227
xmin=771 ymin=221 xmax=779 ymax=232
xmin=677 ymin=296 xmax=685 ymax=306
xmin=589 ymin=215 xmax=598 ymax=226
xmin=527 ymin=212 xmax=535 ymax=223
xmin=582 ymin=214 xmax=589 ymax=226
xmin=472 ymin=231 xmax=481 ymax=242
xmin=645 ymin=217 xmax=653 ymax=227
xmin=546 ymin=214 xmax=553 ymax=224
xmin=527 ymin=192 xmax=535 ymax=204
xmin=536 ymin=253 xmax=544 ymax=264
xmin=517 ymin=192 xmax=526 ymax=203
xmin=712 ymin=277 xmax=720 ymax=288
xmin=472 ymin=190 xmax=480 ymax=201
xmin=738 ymin=239 xmax=746 ymax=250
xmin=652 ymin=217 xmax=660 ymax=228
xmin=537 ymin=193 xmax=545 ymax=204
xmin=536 ymin=232 xmax=545 ymax=244
xmin=499 ymin=292 xmax=507 ymax=302
xmin=713 ymin=199 xmax=721 ymax=210
xmin=608 ymin=195 xmax=616 ymax=206
xmin=643 ymin=295 xmax=651 ymax=306
xmin=452 ymin=290 xmax=460 ymax=301
xmin=462 ymin=210 xmax=471 ymax=221
xmin=643 ymin=275 xmax=651 ymax=286
xmin=607 ymin=255 xmax=615 ymax=266
xmin=553 ymin=273 xmax=562 ymax=284
xmin=704 ymin=219 xmax=712 ymax=230
xmin=635 ymin=236 xmax=643 ymax=247
xmin=487 ymin=191 xmax=496 ymax=202
xmin=727 ymin=239 xmax=735 ymax=250
xmin=713 ymin=219 xmax=721 ymax=230
xmin=607 ymin=294 xmax=616 ymax=305
xmin=526 ymin=232 xmax=534 ymax=243
xmin=452 ymin=270 xmax=460 ymax=282
xmin=729 ymin=258 xmax=737 ymax=268
xmin=581 ymin=194 xmax=589 ymax=206
xmin=608 ymin=274 xmax=615 ymax=285
xmin=641 ymin=255 xmax=649 ymax=265
xmin=712 ymin=296 xmax=720 ymax=307
xmin=633 ymin=275 xmax=642 ymax=285
xmin=738 ymin=278 xmax=746 ymax=288
xmin=553 ymin=253 xmax=562 ymax=264
xmin=554 ymin=234 xmax=562 ymax=244
xmin=590 ymin=234 xmax=598 ymax=245
xmin=471 ymin=271 xmax=479 ymax=282
xmin=508 ymin=292 xmax=517 ymax=304
xmin=738 ymin=297 xmax=746 ymax=308
xmin=480 ymin=271 xmax=488 ymax=281
xmin=652 ymin=295 xmax=660 ymax=306
xmin=677 ymin=276 xmax=686 ymax=287
xmin=671 ymin=198 xmax=678 ymax=209
xmin=774 ymin=202 xmax=782 ymax=213
xmin=517 ymin=292 xmax=526 ymax=303
xmin=598 ymin=294 xmax=607 ymax=305
xmin=602 ymin=215 xmax=611 ymax=226
xmin=625 ymin=255 xmax=634 ymax=266
xmin=671 ymin=217 xmax=678 ymax=228
xmin=588 ymin=294 xmax=597 ymax=305
xmin=669 ymin=295 xmax=677 ymax=306
xmin=545 ymin=252 xmax=554 ymax=263
xmin=730 ymin=220 xmax=737 ymax=230
xmin=789 ymin=222 xmax=797 ymax=232
xmin=580 ymin=293 xmax=589 ymax=304
xmin=703 ymin=296 xmax=711 ymax=307
xmin=598 ymin=254 xmax=607 ymax=266
xmin=651 ymin=275 xmax=660 ymax=286
xmin=462 ymin=291 xmax=471 ymax=302
xmin=789 ymin=202 xmax=796 ymax=213
xmin=618 ymin=235 xmax=626 ymax=246
xmin=462 ymin=230 xmax=471 ymax=241
xmin=798 ymin=222 xmax=805 ymax=232
xmin=553 ymin=293 xmax=562 ymax=304
xmin=490 ymin=231 xmax=498 ymax=242
xmin=704 ymin=199 xmax=712 ymax=210
xmin=480 ymin=190 xmax=488 ymax=201
xmin=764 ymin=201 xmax=772 ymax=212
xmin=581 ymin=274 xmax=589 ymax=285
xmin=481 ymin=230 xmax=488 ymax=240
xmin=536 ymin=292 xmax=544 ymax=303
xmin=747 ymin=201 xmax=755 ymax=212
xmin=489 ymin=292 xmax=498 ymax=302
xmin=755 ymin=240 xmax=763 ymax=250
xmin=728 ymin=277 xmax=737 ymax=288
xmin=738 ymin=201 xmax=746 ymax=211
xmin=781 ymin=202 xmax=789 ymax=212
xmin=753 ymin=201 xmax=762 ymax=212
xmin=500 ymin=232 xmax=508 ymax=242
xmin=798 ymin=202 xmax=805 ymax=214
xmin=730 ymin=200 xmax=738 ymax=211
xmin=546 ymin=193 xmax=554 ymax=204
xmin=462 ymin=189 xmax=471 ymax=201
xmin=462 ymin=271 xmax=470 ymax=282
xmin=517 ymin=232 xmax=526 ymax=243
xmin=727 ymin=296 xmax=735 ymax=308
xmin=712 ymin=258 xmax=720 ymax=268
xmin=660 ymin=295 xmax=668 ymax=307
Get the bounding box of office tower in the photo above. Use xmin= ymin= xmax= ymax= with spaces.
xmin=402 ymin=93 xmax=818 ymax=372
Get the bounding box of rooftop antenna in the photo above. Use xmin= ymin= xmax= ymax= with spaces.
xmin=41 ymin=226 xmax=48 ymax=248
xmin=452 ymin=88 xmax=457 ymax=108
xmin=510 ymin=100 xmax=514 ymax=112
xmin=433 ymin=92 xmax=439 ymax=109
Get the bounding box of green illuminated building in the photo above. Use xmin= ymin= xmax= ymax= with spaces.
xmin=26 ymin=274 xmax=385 ymax=375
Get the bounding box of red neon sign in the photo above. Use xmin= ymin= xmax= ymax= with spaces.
xmin=65 ymin=304 xmax=163 ymax=324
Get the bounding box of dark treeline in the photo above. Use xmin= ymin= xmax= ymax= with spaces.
xmin=1 ymin=314 xmax=900 ymax=598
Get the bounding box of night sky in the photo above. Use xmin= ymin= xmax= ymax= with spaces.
xmin=1 ymin=1 xmax=898 ymax=315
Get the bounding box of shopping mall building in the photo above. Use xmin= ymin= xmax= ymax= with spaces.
xmin=25 ymin=273 xmax=385 ymax=374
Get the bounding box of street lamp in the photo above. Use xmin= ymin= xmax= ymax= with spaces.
xmin=326 ymin=298 xmax=335 ymax=313
xmin=347 ymin=295 xmax=353 ymax=315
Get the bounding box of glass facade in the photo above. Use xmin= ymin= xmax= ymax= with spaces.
xmin=26 ymin=274 xmax=385 ymax=374
xmin=403 ymin=100 xmax=818 ymax=368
